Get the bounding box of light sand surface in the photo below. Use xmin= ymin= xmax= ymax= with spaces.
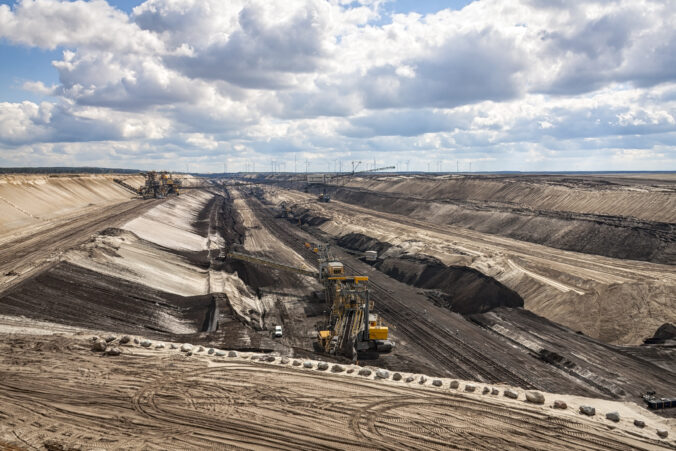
xmin=0 ymin=174 xmax=144 ymax=237
xmin=123 ymin=190 xmax=212 ymax=251
xmin=66 ymin=230 xmax=209 ymax=296
xmin=0 ymin=329 xmax=672 ymax=450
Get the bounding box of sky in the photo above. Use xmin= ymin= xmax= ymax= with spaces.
xmin=0 ymin=0 xmax=675 ymax=172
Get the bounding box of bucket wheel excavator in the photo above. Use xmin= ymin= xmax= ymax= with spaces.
xmin=226 ymin=243 xmax=394 ymax=360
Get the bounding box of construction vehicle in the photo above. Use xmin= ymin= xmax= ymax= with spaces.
xmin=277 ymin=201 xmax=293 ymax=218
xmin=226 ymin=244 xmax=393 ymax=359
xmin=139 ymin=171 xmax=182 ymax=199
xmin=643 ymin=392 xmax=676 ymax=409
xmin=318 ymin=188 xmax=330 ymax=203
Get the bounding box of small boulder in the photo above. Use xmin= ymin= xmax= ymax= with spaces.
xmin=633 ymin=419 xmax=645 ymax=428
xmin=140 ymin=340 xmax=152 ymax=348
xmin=215 ymin=350 xmax=226 ymax=357
xmin=605 ymin=412 xmax=620 ymax=422
xmin=120 ymin=336 xmax=131 ymax=344
xmin=281 ymin=357 xmax=290 ymax=364
xmin=491 ymin=388 xmax=499 ymax=395
xmin=346 ymin=368 xmax=355 ymax=374
xmin=133 ymin=338 xmax=140 ymax=344
xmin=266 ymin=355 xmax=276 ymax=362
xmin=579 ymin=405 xmax=595 ymax=416
xmin=292 ymin=360 xmax=301 ymax=366
xmin=450 ymin=380 xmax=459 ymax=389
xmin=207 ymin=348 xmax=214 ymax=355
xmin=228 ymin=351 xmax=238 ymax=358
xmin=186 ymin=351 xmax=193 ymax=356
xmin=405 ymin=376 xmax=415 ymax=383
xmin=392 ymin=373 xmax=402 ymax=381
xmin=155 ymin=343 xmax=165 ymax=349
xmin=553 ymin=400 xmax=567 ymax=409
xmin=180 ymin=343 xmax=193 ymax=352
xmin=170 ymin=343 xmax=178 ymax=349
xmin=106 ymin=347 xmax=121 ymax=356
xmin=91 ymin=340 xmax=107 ymax=352
xmin=482 ymin=387 xmax=490 ymax=394
xmin=105 ymin=336 xmax=116 ymax=343
xmin=525 ymin=391 xmax=545 ymax=404
xmin=419 ymin=375 xmax=427 ymax=385
xmin=464 ymin=384 xmax=476 ymax=393
xmin=91 ymin=336 xmax=99 ymax=342
xmin=358 ymin=368 xmax=372 ymax=377
xmin=331 ymin=364 xmax=345 ymax=373
xmin=504 ymin=389 xmax=518 ymax=399
xmin=317 ymin=362 xmax=329 ymax=371
xmin=197 ymin=346 xmax=204 ymax=353
xmin=375 ymin=369 xmax=390 ymax=379
xmin=432 ymin=379 xmax=443 ymax=387
xmin=657 ymin=429 xmax=668 ymax=439
xmin=303 ymin=361 xmax=314 ymax=369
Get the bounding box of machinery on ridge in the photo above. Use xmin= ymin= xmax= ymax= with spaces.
xmin=225 ymin=243 xmax=394 ymax=360
xmin=139 ymin=171 xmax=182 ymax=199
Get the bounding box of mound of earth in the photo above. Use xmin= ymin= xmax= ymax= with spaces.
xmin=339 ymin=232 xmax=523 ymax=314
xmin=644 ymin=323 xmax=676 ymax=345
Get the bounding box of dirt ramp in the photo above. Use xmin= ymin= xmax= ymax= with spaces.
xmin=339 ymin=232 xmax=523 ymax=314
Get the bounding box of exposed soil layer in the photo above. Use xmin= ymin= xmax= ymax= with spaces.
xmin=0 ymin=262 xmax=213 ymax=337
xmin=470 ymin=308 xmax=676 ymax=414
xmin=2 ymin=335 xmax=672 ymax=451
xmin=645 ymin=323 xmax=676 ymax=345
xmin=338 ymin=232 xmax=523 ymax=314
xmin=258 ymin=174 xmax=676 ymax=264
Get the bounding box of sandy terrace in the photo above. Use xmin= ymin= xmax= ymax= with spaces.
xmin=0 ymin=329 xmax=672 ymax=450
xmin=265 ymin=186 xmax=676 ymax=345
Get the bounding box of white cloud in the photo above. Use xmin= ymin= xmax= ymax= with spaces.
xmin=0 ymin=0 xmax=674 ymax=170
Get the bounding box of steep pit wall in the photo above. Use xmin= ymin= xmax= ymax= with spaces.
xmin=0 ymin=173 xmax=145 ymax=237
xmin=256 ymin=174 xmax=675 ymax=264
xmin=337 ymin=232 xmax=523 ymax=315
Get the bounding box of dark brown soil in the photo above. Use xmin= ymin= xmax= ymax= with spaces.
xmin=257 ymin=176 xmax=675 ymax=264
xmin=338 ymin=232 xmax=523 ymax=314
xmin=0 ymin=262 xmax=213 ymax=338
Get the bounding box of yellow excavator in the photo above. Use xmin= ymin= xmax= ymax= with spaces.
xmin=226 ymin=243 xmax=394 ymax=359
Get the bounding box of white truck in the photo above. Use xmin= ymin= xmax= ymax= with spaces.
xmin=274 ymin=325 xmax=283 ymax=338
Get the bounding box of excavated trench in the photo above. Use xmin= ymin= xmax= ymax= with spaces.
xmin=337 ymin=232 xmax=523 ymax=315
xmin=260 ymin=178 xmax=675 ymax=264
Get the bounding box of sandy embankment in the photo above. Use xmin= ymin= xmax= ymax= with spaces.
xmin=65 ymin=189 xmax=267 ymax=329
xmin=0 ymin=331 xmax=672 ymax=450
xmin=0 ymin=174 xmax=144 ymax=240
xmin=263 ymin=185 xmax=676 ymax=345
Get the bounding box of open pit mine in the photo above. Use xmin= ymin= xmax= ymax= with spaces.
xmin=0 ymin=171 xmax=674 ymax=450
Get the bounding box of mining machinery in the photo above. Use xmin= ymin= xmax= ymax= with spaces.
xmin=139 ymin=171 xmax=182 ymax=199
xmin=226 ymin=243 xmax=393 ymax=359
xmin=313 ymin=243 xmax=392 ymax=358
xmin=317 ymin=188 xmax=330 ymax=203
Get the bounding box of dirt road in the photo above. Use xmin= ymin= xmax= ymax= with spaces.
xmin=0 ymin=334 xmax=672 ymax=450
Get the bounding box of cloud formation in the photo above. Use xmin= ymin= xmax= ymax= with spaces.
xmin=0 ymin=0 xmax=675 ymax=171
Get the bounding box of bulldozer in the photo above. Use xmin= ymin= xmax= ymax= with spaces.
xmin=226 ymin=243 xmax=393 ymax=359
